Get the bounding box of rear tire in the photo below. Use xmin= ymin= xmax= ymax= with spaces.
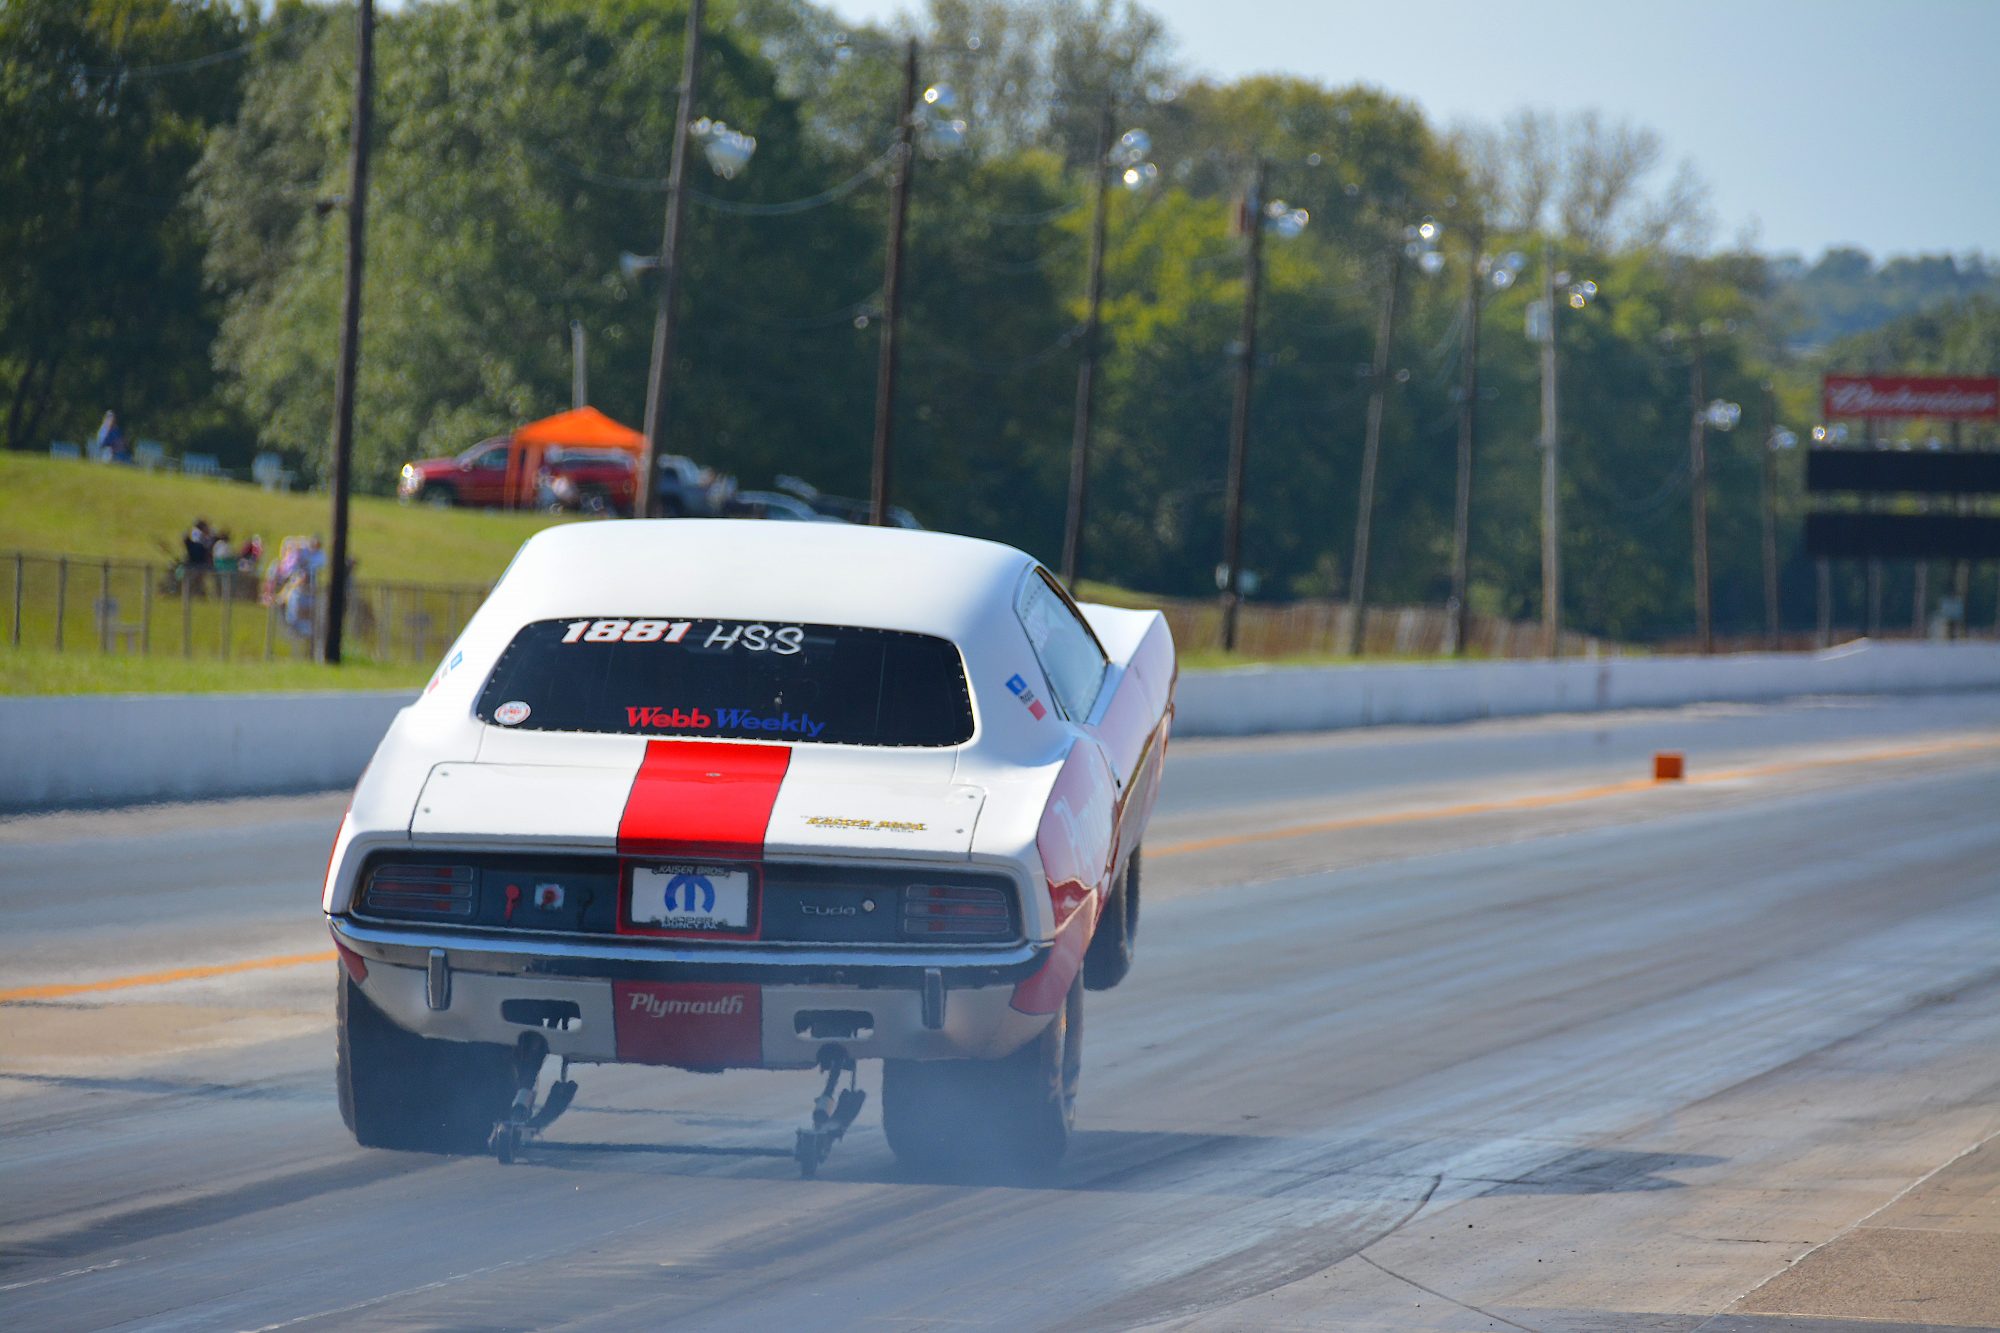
xmin=1083 ymin=846 xmax=1141 ymax=991
xmin=336 ymin=972 xmax=516 ymax=1154
xmin=881 ymin=974 xmax=1081 ymax=1180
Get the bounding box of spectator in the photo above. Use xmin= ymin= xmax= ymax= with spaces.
xmin=264 ymin=535 xmax=326 ymax=640
xmin=183 ymin=518 xmax=214 ymax=596
xmin=94 ymin=411 xmax=131 ymax=464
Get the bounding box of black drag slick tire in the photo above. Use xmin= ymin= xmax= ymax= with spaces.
xmin=1083 ymin=847 xmax=1141 ymax=991
xmin=336 ymin=972 xmax=517 ymax=1154
xmin=881 ymin=973 xmax=1082 ymax=1181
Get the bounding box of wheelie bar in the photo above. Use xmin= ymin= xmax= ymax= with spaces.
xmin=794 ymin=1045 xmax=866 ymax=1178
xmin=490 ymin=1034 xmax=577 ymax=1164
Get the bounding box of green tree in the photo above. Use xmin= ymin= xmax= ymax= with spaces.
xmin=0 ymin=0 xmax=253 ymax=455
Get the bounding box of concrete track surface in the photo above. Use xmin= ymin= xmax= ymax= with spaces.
xmin=3 ymin=693 xmax=1998 ymax=1332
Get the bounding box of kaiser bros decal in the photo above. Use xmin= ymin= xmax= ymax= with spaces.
xmin=612 ymin=982 xmax=763 ymax=1069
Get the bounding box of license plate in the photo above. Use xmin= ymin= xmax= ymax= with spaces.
xmin=630 ymin=864 xmax=753 ymax=932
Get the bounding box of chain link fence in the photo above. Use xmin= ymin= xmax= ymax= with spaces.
xmin=8 ymin=549 xmax=1619 ymax=669
xmin=1153 ymin=597 xmax=1612 ymax=660
xmin=3 ymin=551 xmax=488 ymax=665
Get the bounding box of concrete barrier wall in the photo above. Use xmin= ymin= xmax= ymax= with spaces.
xmin=0 ymin=690 xmax=413 ymax=811
xmin=5 ymin=641 xmax=1999 ymax=810
xmin=1171 ymin=640 xmax=2000 ymax=737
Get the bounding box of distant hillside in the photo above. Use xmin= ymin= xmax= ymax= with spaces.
xmin=1817 ymin=295 xmax=2000 ymax=382
xmin=1776 ymin=249 xmax=2000 ymax=351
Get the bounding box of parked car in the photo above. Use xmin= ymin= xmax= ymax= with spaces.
xmin=323 ymin=521 xmax=1176 ymax=1177
xmin=399 ymin=437 xmax=514 ymax=508
xmin=535 ymin=447 xmax=639 ymax=516
xmin=774 ymin=474 xmax=924 ymax=528
xmin=400 ymin=410 xmax=647 ymax=513
xmin=656 ymin=454 xmax=736 ymax=517
xmin=725 ymin=490 xmax=833 ymax=522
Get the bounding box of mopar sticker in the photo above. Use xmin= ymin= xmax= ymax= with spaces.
xmin=493 ymin=700 xmax=531 ymax=726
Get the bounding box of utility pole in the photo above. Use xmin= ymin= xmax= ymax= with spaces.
xmin=1759 ymin=380 xmax=1780 ymax=644
xmin=322 ymin=0 xmax=374 ymax=665
xmin=1816 ymin=558 xmax=1832 ymax=648
xmin=1537 ymin=247 xmax=1562 ymax=657
xmin=1449 ymin=231 xmax=1483 ymax=657
xmin=636 ymin=0 xmax=705 ymax=520
xmin=1219 ymin=159 xmax=1267 ymax=653
xmin=1342 ymin=245 xmax=1404 ymax=657
xmin=870 ymin=40 xmax=920 ymax=527
xmin=1689 ymin=330 xmax=1714 ymax=654
xmin=570 ymin=320 xmax=587 ymax=408
xmin=1951 ymin=419 xmax=1970 ymax=638
xmin=1060 ymin=100 xmax=1115 ymax=587
xmin=1863 ymin=414 xmax=1882 ymax=634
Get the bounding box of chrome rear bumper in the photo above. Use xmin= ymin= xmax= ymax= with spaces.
xmin=329 ymin=916 xmax=1053 ymax=1068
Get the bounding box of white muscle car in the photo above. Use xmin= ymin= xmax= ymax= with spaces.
xmin=323 ymin=520 xmax=1175 ymax=1175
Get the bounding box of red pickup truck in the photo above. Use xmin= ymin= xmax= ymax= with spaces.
xmin=398 ymin=440 xmax=637 ymax=516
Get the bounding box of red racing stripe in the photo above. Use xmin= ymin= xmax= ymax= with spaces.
xmin=617 ymin=739 xmax=791 ymax=859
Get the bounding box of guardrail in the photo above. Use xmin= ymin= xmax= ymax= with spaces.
xmin=2 ymin=551 xmax=488 ymax=665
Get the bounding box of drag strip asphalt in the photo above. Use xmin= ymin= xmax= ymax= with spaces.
xmin=1 ymin=691 xmax=1996 ymax=1331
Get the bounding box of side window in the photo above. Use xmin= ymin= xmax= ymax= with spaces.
xmin=470 ymin=446 xmax=508 ymax=471
xmin=1014 ymin=569 xmax=1108 ymax=721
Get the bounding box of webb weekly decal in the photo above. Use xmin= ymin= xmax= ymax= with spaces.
xmin=625 ymin=705 xmax=828 ymax=738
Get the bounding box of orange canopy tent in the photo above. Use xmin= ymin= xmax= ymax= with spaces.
xmin=500 ymin=406 xmax=645 ymax=508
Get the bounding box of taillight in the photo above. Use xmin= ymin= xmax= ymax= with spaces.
xmin=902 ymin=884 xmax=1012 ymax=939
xmin=364 ymin=863 xmax=475 ymax=917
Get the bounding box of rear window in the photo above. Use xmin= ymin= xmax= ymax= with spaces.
xmin=474 ymin=618 xmax=974 ymax=747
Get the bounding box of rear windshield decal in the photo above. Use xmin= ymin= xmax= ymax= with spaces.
xmin=477 ymin=618 xmax=973 ymax=747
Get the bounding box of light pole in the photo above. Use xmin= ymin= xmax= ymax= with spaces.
xmin=636 ymin=0 xmax=706 ymax=520
xmin=623 ymin=108 xmax=754 ymax=513
xmin=1218 ymin=170 xmax=1309 ymax=651
xmin=1691 ymin=373 xmax=1742 ymax=655
xmin=1760 ymin=384 xmax=1796 ymax=644
xmin=1447 ymin=241 xmax=1525 ymax=656
xmin=1220 ymin=159 xmax=1269 ymax=655
xmin=869 ymin=52 xmax=965 ymax=526
xmin=1061 ymin=118 xmax=1153 ymax=587
xmin=1809 ymin=421 xmax=1849 ymax=645
xmin=1343 ymin=217 xmax=1446 ymax=656
xmin=1530 ymin=255 xmax=1597 ymax=657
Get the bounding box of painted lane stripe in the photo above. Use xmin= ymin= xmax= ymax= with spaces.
xmin=616 ymin=739 xmax=791 ymax=859
xmin=0 ymin=950 xmax=336 ymax=1004
xmin=1152 ymin=733 xmax=2000 ymax=859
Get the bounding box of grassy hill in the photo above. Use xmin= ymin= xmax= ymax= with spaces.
xmin=0 ymin=452 xmax=571 ymax=586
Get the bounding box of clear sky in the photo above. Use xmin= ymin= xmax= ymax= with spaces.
xmin=820 ymin=0 xmax=1999 ymax=261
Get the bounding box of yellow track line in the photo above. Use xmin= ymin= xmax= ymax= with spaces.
xmin=1151 ymin=733 xmax=2000 ymax=859
xmin=4 ymin=733 xmax=1994 ymax=1005
xmin=0 ymin=950 xmax=335 ymax=1004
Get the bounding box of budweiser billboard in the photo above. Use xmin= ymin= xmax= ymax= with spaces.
xmin=1821 ymin=374 xmax=2000 ymax=420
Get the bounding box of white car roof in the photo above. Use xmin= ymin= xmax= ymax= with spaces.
xmin=487 ymin=519 xmax=1035 ymax=643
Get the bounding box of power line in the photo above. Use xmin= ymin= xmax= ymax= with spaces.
xmin=690 ymin=149 xmax=896 ymax=215
xmin=915 ymin=322 xmax=1087 ymax=375
xmin=76 ymin=14 xmax=319 ymax=79
xmin=521 ymin=140 xmax=898 ymax=216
